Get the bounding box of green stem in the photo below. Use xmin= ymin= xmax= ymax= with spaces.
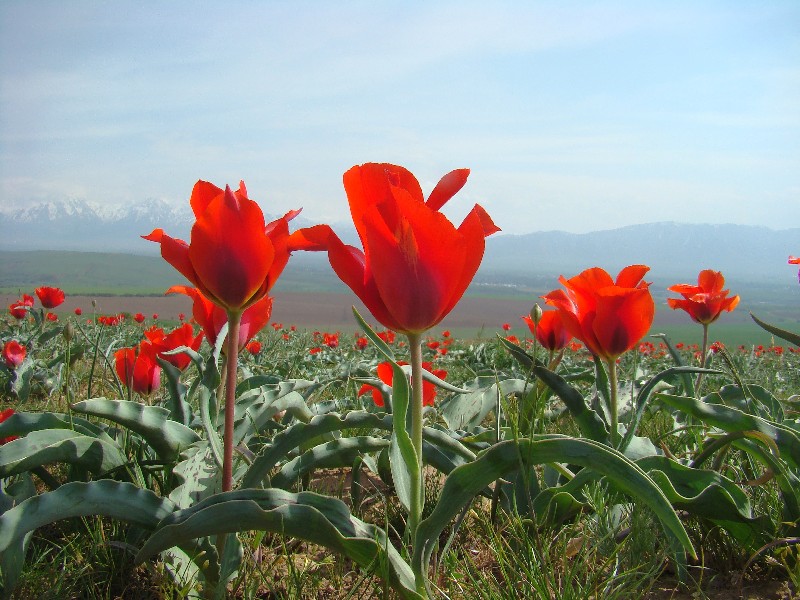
xmin=222 ymin=311 xmax=242 ymax=493
xmin=406 ymin=332 xmax=427 ymax=596
xmin=695 ymin=323 xmax=709 ymax=395
xmin=607 ymin=358 xmax=619 ymax=448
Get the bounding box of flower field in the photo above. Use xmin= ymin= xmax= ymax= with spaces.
xmin=1 ymin=166 xmax=799 ymax=599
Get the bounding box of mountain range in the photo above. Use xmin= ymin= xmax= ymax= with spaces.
xmin=1 ymin=199 xmax=798 ymax=289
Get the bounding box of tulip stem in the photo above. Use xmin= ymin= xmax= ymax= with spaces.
xmin=695 ymin=323 xmax=710 ymax=394
xmin=607 ymin=358 xmax=619 ymax=448
xmin=406 ymin=332 xmax=427 ymax=595
xmin=222 ymin=311 xmax=242 ymax=493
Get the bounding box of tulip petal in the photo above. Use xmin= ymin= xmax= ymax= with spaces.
xmin=593 ymin=287 xmax=654 ymax=359
xmin=189 ymin=186 xmax=273 ymax=310
xmin=143 ymin=229 xmax=201 ymax=291
xmin=189 ymin=180 xmax=225 ymax=218
xmin=426 ymin=169 xmax=470 ymax=211
xmin=615 ymin=264 xmax=650 ymax=288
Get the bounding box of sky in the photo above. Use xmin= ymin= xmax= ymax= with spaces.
xmin=1 ymin=1 xmax=798 ymax=235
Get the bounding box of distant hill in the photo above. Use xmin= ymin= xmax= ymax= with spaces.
xmin=1 ymin=198 xmax=797 ymax=306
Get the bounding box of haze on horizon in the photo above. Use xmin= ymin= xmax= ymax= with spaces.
xmin=1 ymin=1 xmax=798 ymax=236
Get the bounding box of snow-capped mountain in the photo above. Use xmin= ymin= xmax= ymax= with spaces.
xmin=0 ymin=197 xmax=321 ymax=254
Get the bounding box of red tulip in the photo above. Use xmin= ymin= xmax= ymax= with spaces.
xmin=35 ymin=286 xmax=65 ymax=309
xmin=667 ymin=270 xmax=740 ymax=325
xmin=114 ymin=342 xmax=161 ymax=395
xmin=245 ymin=340 xmax=262 ymax=355
xmin=289 ymin=163 xmax=499 ymax=334
xmin=543 ymin=265 xmax=654 ymax=362
xmin=134 ymin=313 xmax=146 ymax=323
xmin=144 ymin=180 xmax=299 ymax=313
xmin=0 ymin=408 xmax=19 ymax=445
xmin=167 ymin=285 xmax=272 ymax=351
xmin=46 ymin=312 xmax=58 ymax=322
xmin=2 ymin=340 xmax=26 ymax=368
xmin=8 ymin=294 xmax=34 ymax=319
xmin=143 ymin=323 xmax=204 ymax=371
xmin=522 ymin=310 xmax=572 ymax=352
xmin=74 ymin=307 xmax=83 ymax=316
xmin=358 ymin=361 xmax=447 ymax=408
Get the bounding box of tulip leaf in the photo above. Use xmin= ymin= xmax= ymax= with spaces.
xmin=0 ymin=429 xmax=127 ymax=478
xmin=657 ymin=393 xmax=800 ymax=468
xmin=0 ymin=480 xmax=220 ymax=597
xmin=533 ymin=365 xmax=609 ymax=444
xmin=352 ymin=307 xmax=395 ymax=362
xmin=169 ymin=441 xmax=222 ymax=509
xmin=412 ymin=436 xmax=695 ymax=593
xmin=0 ymin=410 xmax=114 ymax=443
xmin=619 ymin=366 xmax=720 ymax=453
xmin=750 ymin=312 xmax=800 ymax=347
xmin=157 ymin=357 xmax=193 ymax=427
xmin=135 ymin=489 xmax=422 ymax=600
xmin=270 ymin=436 xmax=390 ymax=489
xmin=389 ymin=359 xmax=416 ymax=513
xmin=72 ymin=398 xmax=200 ymax=462
xmin=241 ymin=411 xmax=474 ymax=489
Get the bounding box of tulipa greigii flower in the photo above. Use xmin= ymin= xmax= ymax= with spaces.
xmin=543 ymin=265 xmax=655 ymax=446
xmin=290 ymin=162 xmax=498 ymax=594
xmin=145 ymin=180 xmax=298 ymax=494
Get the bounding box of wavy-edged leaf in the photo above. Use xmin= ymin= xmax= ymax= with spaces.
xmin=412 ymin=436 xmax=695 ymax=592
xmin=637 ymin=455 xmax=772 ymax=549
xmin=158 ymin=357 xmax=192 ymax=427
xmin=136 ymin=488 xmax=422 ymax=600
xmin=271 ymin=436 xmax=390 ymax=489
xmin=657 ymin=393 xmax=800 ymax=468
xmin=534 ymin=365 xmax=609 ymax=443
xmin=0 ymin=429 xmax=127 ymax=478
xmin=72 ymin=398 xmax=200 ymax=462
xmin=0 ymin=411 xmax=114 ymax=443
xmin=241 ymin=411 xmax=474 ymax=489
xmin=169 ymin=441 xmax=222 ymax=509
xmin=620 ymin=366 xmax=720 ymax=453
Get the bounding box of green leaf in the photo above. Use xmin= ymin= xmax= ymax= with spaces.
xmin=0 ymin=429 xmax=127 ymax=478
xmin=241 ymin=411 xmax=474 ymax=489
xmin=0 ymin=480 xmax=175 ymax=554
xmin=135 ymin=488 xmax=423 ymax=600
xmin=158 ymin=357 xmax=193 ymax=427
xmin=657 ymin=393 xmax=800 ymax=469
xmin=389 ymin=359 xmax=416 ymax=513
xmin=412 ymin=436 xmax=695 ymax=591
xmin=270 ymin=436 xmax=390 ymax=489
xmin=533 ymin=365 xmax=609 ymax=443
xmin=620 ymin=366 xmax=720 ymax=453
xmin=750 ymin=312 xmax=800 ymax=347
xmin=72 ymin=398 xmax=200 ymax=462
xmin=0 ymin=410 xmax=114 ymax=443
xmin=169 ymin=441 xmax=222 ymax=509
xmin=352 ymin=307 xmax=395 ymax=362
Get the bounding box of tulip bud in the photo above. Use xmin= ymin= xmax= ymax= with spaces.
xmin=63 ymin=322 xmax=75 ymax=342
xmin=91 ymin=299 xmax=97 ymax=308
xmin=530 ymin=303 xmax=543 ymax=325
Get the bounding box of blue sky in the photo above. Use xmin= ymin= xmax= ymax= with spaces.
xmin=1 ymin=1 xmax=798 ymax=234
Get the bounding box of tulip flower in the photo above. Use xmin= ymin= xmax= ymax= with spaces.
xmin=0 ymin=408 xmax=19 ymax=445
xmin=667 ymin=270 xmax=740 ymax=390
xmin=245 ymin=340 xmax=262 ymax=355
xmin=114 ymin=342 xmax=161 ymax=396
xmin=358 ymin=361 xmax=447 ymax=408
xmin=667 ymin=270 xmax=740 ymax=326
xmin=35 ymin=286 xmax=65 ymax=309
xmin=143 ymin=180 xmax=298 ymax=313
xmin=522 ymin=310 xmax=572 ymax=352
xmin=134 ymin=313 xmax=146 ymax=323
xmin=8 ymin=294 xmax=34 ymax=319
xmin=544 ymin=265 xmax=655 ymax=446
xmin=143 ymin=323 xmax=204 ymax=371
xmin=290 ymin=163 xmax=498 ymax=562
xmin=289 ymin=163 xmax=499 ymax=335
xmin=2 ymin=340 xmax=26 ymax=368
xmin=166 ymin=285 xmax=271 ymax=352
xmin=146 ymin=180 xmax=300 ymax=494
